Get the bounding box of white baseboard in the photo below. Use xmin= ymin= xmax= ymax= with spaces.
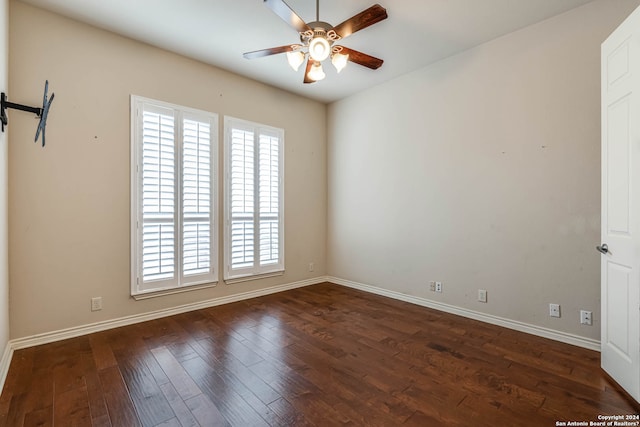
xmin=10 ymin=277 xmax=326 ymax=351
xmin=328 ymin=276 xmax=601 ymax=352
xmin=7 ymin=274 xmax=600 ymax=357
xmin=1 ymin=274 xmax=601 ymax=398
xmin=0 ymin=341 xmax=13 ymax=392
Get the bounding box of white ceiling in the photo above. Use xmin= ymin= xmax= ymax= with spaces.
xmin=19 ymin=0 xmax=595 ymax=103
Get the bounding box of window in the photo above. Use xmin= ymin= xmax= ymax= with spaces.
xmin=131 ymin=96 xmax=218 ymax=297
xmin=224 ymin=117 xmax=284 ymax=281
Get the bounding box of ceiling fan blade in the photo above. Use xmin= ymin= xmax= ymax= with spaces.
xmin=264 ymin=0 xmax=311 ymax=34
xmin=303 ymin=58 xmax=316 ymax=84
xmin=339 ymin=46 xmax=383 ymax=69
xmin=333 ymin=4 xmax=387 ymax=39
xmin=243 ymin=44 xmax=302 ymax=59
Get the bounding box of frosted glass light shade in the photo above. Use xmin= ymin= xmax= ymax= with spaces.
xmin=307 ymin=62 xmax=326 ymax=81
xmin=331 ymin=53 xmax=349 ymax=73
xmin=286 ymin=51 xmax=305 ymax=71
xmin=309 ymin=37 xmax=331 ymax=61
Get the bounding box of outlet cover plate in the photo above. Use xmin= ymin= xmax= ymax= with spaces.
xmin=549 ymin=303 xmax=561 ymax=318
xmin=478 ymin=289 xmax=487 ymax=303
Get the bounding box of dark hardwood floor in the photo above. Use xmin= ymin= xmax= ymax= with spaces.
xmin=0 ymin=282 xmax=637 ymax=426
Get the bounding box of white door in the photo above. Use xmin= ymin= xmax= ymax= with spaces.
xmin=601 ymin=5 xmax=640 ymax=403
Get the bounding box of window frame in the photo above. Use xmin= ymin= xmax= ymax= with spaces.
xmin=223 ymin=116 xmax=285 ymax=283
xmin=130 ymin=95 xmax=219 ymax=298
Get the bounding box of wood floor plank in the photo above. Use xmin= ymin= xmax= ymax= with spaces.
xmin=115 ymin=353 xmax=175 ymax=427
xmin=153 ymin=418 xmax=182 ymax=427
xmin=181 ymin=355 xmax=268 ymax=427
xmin=20 ymin=366 xmax=54 ymax=424
xmin=53 ymin=386 xmax=91 ymax=426
xmin=183 ymin=393 xmax=228 ymax=427
xmin=170 ymin=310 xmax=219 ymax=342
xmin=0 ymin=282 xmax=637 ymax=426
xmin=22 ymin=406 xmax=52 ymax=427
xmin=2 ymin=348 xmax=35 ymax=396
xmin=88 ymin=414 xmax=112 ymax=427
xmin=267 ymin=397 xmax=313 ymax=426
xmin=81 ymin=350 xmax=111 ymax=425
xmin=151 ymin=346 xmax=201 ymax=401
xmin=248 ymin=355 xmax=319 ymax=399
xmin=196 ymin=340 xmax=281 ymax=406
xmin=89 ymin=333 xmax=118 ymax=371
xmin=157 ymin=382 xmax=199 ymax=427
xmin=2 ymin=393 xmax=28 ymax=427
xmin=98 ymin=366 xmax=141 ymax=427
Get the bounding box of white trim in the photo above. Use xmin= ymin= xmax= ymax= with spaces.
xmin=223 ymin=116 xmax=285 ymax=281
xmin=6 ymin=276 xmax=600 ymax=357
xmin=10 ymin=277 xmax=326 ymax=351
xmin=130 ymin=95 xmax=219 ymax=296
xmin=0 ymin=342 xmax=13 ymax=392
xmin=131 ymin=281 xmax=217 ymax=301
xmin=328 ymin=276 xmax=601 ymax=352
xmin=224 ymin=270 xmax=284 ymax=285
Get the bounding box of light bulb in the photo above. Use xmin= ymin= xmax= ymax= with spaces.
xmin=309 ymin=37 xmax=330 ymax=62
xmin=307 ymin=62 xmax=326 ymax=81
xmin=331 ymin=53 xmax=349 ymax=73
xmin=286 ymin=51 xmax=305 ymax=71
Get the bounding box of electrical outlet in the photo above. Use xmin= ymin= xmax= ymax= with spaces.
xmin=91 ymin=297 xmax=102 ymax=312
xmin=308 ymin=262 xmax=314 ymax=272
xmin=549 ymin=303 xmax=560 ymax=318
xmin=580 ymin=310 xmax=593 ymax=325
xmin=478 ymin=289 xmax=487 ymax=303
xmin=429 ymin=281 xmax=436 ymax=291
xmin=435 ymin=281 xmax=443 ymax=293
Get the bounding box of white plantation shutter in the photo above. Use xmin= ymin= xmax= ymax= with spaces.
xmin=131 ymin=96 xmax=218 ymax=296
xmin=230 ymin=128 xmax=255 ymax=269
xmin=141 ymin=107 xmax=176 ymax=283
xmin=224 ymin=117 xmax=284 ymax=280
xmin=182 ymin=117 xmax=212 ymax=277
xmin=259 ymin=133 xmax=280 ymax=266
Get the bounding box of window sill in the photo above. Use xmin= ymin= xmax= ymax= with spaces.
xmin=224 ymin=270 xmax=284 ymax=285
xmin=132 ymin=281 xmax=218 ymax=300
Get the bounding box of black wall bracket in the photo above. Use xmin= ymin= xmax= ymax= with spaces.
xmin=0 ymin=80 xmax=54 ymax=147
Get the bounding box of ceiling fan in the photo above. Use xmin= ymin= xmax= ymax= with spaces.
xmin=243 ymin=0 xmax=388 ymax=83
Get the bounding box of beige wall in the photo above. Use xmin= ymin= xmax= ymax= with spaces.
xmin=9 ymin=0 xmax=639 ymax=344
xmin=327 ymin=0 xmax=640 ymax=340
xmin=0 ymin=0 xmax=9 ymax=353
xmin=8 ymin=1 xmax=327 ymax=339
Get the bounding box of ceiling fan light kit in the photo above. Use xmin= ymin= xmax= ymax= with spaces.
xmin=244 ymin=0 xmax=387 ymax=84
xmin=308 ymin=61 xmax=326 ymax=81
xmin=309 ymin=34 xmax=331 ymax=61
xmin=286 ymin=50 xmax=305 ymax=71
xmin=331 ymin=52 xmax=349 ymax=73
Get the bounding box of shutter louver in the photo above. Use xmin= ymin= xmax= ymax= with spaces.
xmin=259 ymin=134 xmax=279 ymax=266
xmin=183 ymin=118 xmax=212 ymax=276
xmin=230 ymin=128 xmax=255 ymax=269
xmin=141 ymin=110 xmax=176 ymax=282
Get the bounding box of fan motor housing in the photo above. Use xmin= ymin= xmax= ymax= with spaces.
xmin=301 ymin=21 xmax=340 ymax=45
